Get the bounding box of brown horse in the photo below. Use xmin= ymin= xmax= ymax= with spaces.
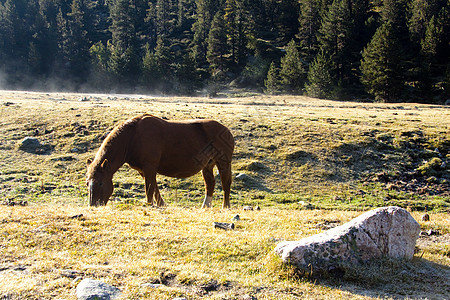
xmin=86 ymin=114 xmax=234 ymax=208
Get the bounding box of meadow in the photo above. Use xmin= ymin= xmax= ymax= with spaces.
xmin=0 ymin=91 xmax=449 ymax=299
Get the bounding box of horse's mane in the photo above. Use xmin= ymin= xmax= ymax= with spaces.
xmin=87 ymin=115 xmax=148 ymax=176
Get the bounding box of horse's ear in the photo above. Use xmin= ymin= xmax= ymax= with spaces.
xmin=101 ymin=159 xmax=109 ymax=170
xmin=87 ymin=158 xmax=93 ymax=166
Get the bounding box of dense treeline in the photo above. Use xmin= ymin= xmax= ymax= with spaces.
xmin=0 ymin=0 xmax=449 ymax=102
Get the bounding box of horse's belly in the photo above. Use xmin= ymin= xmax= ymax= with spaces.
xmin=157 ymin=156 xmax=205 ymax=178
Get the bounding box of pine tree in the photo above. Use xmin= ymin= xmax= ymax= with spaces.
xmin=224 ymin=0 xmax=253 ymax=66
xmin=360 ymin=22 xmax=403 ymax=102
xmin=305 ymin=49 xmax=333 ymax=98
xmin=264 ymin=61 xmax=281 ymax=94
xmin=275 ymin=0 xmax=299 ymax=43
xmin=408 ymin=0 xmax=440 ymax=44
xmin=156 ymin=0 xmax=171 ymax=37
xmin=421 ymin=15 xmax=442 ymax=60
xmin=56 ymin=8 xmax=71 ymax=66
xmin=279 ymin=39 xmax=305 ymax=94
xmin=297 ymin=0 xmax=321 ymax=56
xmin=316 ymin=0 xmax=353 ymax=87
xmin=89 ymin=41 xmax=111 ymax=90
xmin=67 ymin=0 xmax=90 ymax=79
xmin=207 ymin=11 xmax=227 ymax=73
xmin=109 ymin=0 xmax=140 ymax=84
xmin=110 ymin=0 xmax=137 ymax=52
xmin=191 ymin=0 xmax=218 ymax=66
xmin=381 ymin=0 xmax=408 ymax=38
xmin=142 ymin=36 xmax=172 ymax=92
xmin=175 ymin=53 xmax=201 ymax=94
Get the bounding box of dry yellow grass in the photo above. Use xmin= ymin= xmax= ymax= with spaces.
xmin=0 ymin=91 xmax=449 ymax=299
xmin=1 ymin=203 xmax=448 ymax=299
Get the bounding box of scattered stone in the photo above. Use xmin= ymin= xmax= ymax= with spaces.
xmin=19 ymin=137 xmax=41 ymax=151
xmin=19 ymin=137 xmax=51 ymax=154
xmin=76 ymin=278 xmax=121 ymax=300
xmin=199 ymin=280 xmax=219 ymax=292
xmin=213 ymin=222 xmax=235 ymax=230
xmin=242 ymin=295 xmax=257 ymax=300
xmin=421 ymin=213 xmax=430 ymax=222
xmin=232 ymin=214 xmax=240 ymax=221
xmin=140 ymin=283 xmax=162 ymax=288
xmin=243 ymin=206 xmax=253 ymax=211
xmin=2 ymin=200 xmax=28 ymax=206
xmin=314 ymin=220 xmax=340 ymax=230
xmin=235 ymin=173 xmax=251 ymax=181
xmin=255 ymin=206 xmax=261 ymax=210
xmin=70 ymin=214 xmax=84 ymax=219
xmin=420 ymin=229 xmax=439 ymax=236
xmin=275 ymin=206 xmax=420 ymax=274
xmin=298 ymin=201 xmax=314 ymax=210
xmin=61 ymin=270 xmax=80 ymax=279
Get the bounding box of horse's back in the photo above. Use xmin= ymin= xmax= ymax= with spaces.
xmin=132 ymin=115 xmax=234 ymax=177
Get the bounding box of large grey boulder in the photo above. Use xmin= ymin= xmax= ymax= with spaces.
xmin=275 ymin=206 xmax=420 ymax=272
xmin=76 ymin=278 xmax=121 ymax=300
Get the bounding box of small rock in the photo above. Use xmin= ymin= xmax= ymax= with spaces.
xmin=213 ymin=222 xmax=235 ymax=230
xmin=255 ymin=206 xmax=261 ymax=210
xmin=420 ymin=229 xmax=439 ymax=236
xmin=141 ymin=283 xmax=162 ymax=288
xmin=76 ymin=278 xmax=121 ymax=300
xmin=70 ymin=214 xmax=84 ymax=219
xmin=298 ymin=201 xmax=314 ymax=210
xmin=235 ymin=173 xmax=251 ymax=181
xmin=61 ymin=269 xmax=80 ymax=279
xmin=232 ymin=214 xmax=240 ymax=221
xmin=421 ymin=213 xmax=430 ymax=222
xmin=19 ymin=137 xmax=41 ymax=151
xmin=243 ymin=206 xmax=253 ymax=211
xmin=242 ymin=295 xmax=257 ymax=300
xmin=2 ymin=200 xmax=28 ymax=206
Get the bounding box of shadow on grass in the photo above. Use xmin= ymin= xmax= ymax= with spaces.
xmin=291 ymin=257 xmax=450 ymax=299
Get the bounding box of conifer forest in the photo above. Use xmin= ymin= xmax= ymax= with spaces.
xmin=0 ymin=0 xmax=449 ymax=103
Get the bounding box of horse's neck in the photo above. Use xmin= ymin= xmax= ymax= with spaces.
xmin=99 ymin=129 xmax=130 ymax=176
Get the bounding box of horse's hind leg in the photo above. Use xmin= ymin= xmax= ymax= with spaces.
xmin=201 ymin=160 xmax=216 ymax=208
xmin=154 ymin=185 xmax=165 ymax=207
xmin=217 ymin=161 xmax=232 ymax=209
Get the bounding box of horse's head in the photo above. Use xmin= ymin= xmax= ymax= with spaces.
xmin=86 ymin=159 xmax=113 ymax=206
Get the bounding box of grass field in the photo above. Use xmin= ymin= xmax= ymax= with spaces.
xmin=0 ymin=91 xmax=449 ymax=299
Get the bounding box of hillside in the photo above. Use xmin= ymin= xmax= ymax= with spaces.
xmin=0 ymin=91 xmax=448 ymax=211
xmin=0 ymin=91 xmax=449 ymax=299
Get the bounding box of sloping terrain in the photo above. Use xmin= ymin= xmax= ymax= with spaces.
xmin=0 ymin=91 xmax=449 ymax=299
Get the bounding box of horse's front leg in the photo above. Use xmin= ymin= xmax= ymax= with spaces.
xmin=144 ymin=173 xmax=157 ymax=206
